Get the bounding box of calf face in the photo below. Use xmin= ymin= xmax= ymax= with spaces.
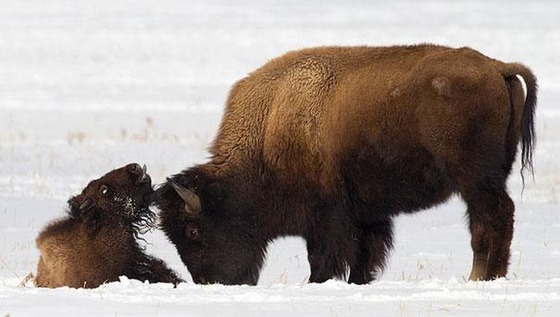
xmin=34 ymin=163 xmax=185 ymax=288
xmin=68 ymin=163 xmax=155 ymax=236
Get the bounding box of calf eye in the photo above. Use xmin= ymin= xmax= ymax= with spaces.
xmin=100 ymin=185 xmax=109 ymax=195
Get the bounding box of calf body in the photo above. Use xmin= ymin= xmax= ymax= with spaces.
xmin=156 ymin=45 xmax=537 ymax=285
xmin=35 ymin=163 xmax=182 ymax=288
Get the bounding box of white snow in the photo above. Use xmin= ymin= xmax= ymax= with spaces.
xmin=1 ymin=0 xmax=559 ymax=316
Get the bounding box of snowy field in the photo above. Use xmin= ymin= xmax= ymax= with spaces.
xmin=1 ymin=0 xmax=559 ymax=316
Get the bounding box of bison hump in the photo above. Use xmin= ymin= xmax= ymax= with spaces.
xmin=262 ymin=56 xmax=337 ymax=188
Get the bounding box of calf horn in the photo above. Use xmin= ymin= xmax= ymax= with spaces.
xmin=167 ymin=178 xmax=201 ymax=215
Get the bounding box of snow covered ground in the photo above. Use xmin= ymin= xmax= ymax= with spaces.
xmin=1 ymin=0 xmax=559 ymax=315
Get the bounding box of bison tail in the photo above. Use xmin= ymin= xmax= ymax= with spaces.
xmin=500 ymin=62 xmax=538 ymax=176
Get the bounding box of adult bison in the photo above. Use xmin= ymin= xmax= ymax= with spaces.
xmin=35 ymin=163 xmax=183 ymax=288
xmin=155 ymin=44 xmax=537 ymax=285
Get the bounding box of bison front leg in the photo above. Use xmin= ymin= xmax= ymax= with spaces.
xmin=306 ymin=237 xmax=355 ymax=283
xmin=305 ymin=217 xmax=359 ymax=283
xmin=347 ymin=219 xmax=394 ymax=284
xmin=306 ymin=247 xmax=345 ymax=283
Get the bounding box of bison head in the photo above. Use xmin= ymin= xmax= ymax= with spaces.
xmin=154 ymin=169 xmax=264 ymax=285
xmin=68 ymin=163 xmax=155 ymax=238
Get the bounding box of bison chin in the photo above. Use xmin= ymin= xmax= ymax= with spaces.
xmin=178 ymin=235 xmax=265 ymax=286
xmin=190 ymin=267 xmax=259 ymax=286
xmin=189 ymin=265 xmax=260 ymax=286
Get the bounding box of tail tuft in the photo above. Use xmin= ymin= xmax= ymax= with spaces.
xmin=501 ymin=63 xmax=538 ymax=176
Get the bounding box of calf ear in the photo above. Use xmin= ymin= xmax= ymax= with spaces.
xmin=68 ymin=196 xmax=94 ymax=213
xmin=68 ymin=195 xmax=82 ymax=210
xmin=79 ymin=198 xmax=94 ymax=211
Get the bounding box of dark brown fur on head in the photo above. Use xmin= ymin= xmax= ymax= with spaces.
xmin=66 ymin=163 xmax=155 ymax=240
xmin=35 ymin=163 xmax=183 ymax=288
xmin=154 ymin=167 xmax=263 ymax=285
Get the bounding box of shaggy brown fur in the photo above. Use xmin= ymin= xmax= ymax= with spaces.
xmin=35 ymin=163 xmax=183 ymax=288
xmin=155 ymin=44 xmax=537 ymax=285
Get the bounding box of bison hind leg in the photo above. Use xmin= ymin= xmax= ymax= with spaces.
xmin=348 ymin=219 xmax=394 ymax=284
xmin=460 ymin=177 xmax=514 ymax=281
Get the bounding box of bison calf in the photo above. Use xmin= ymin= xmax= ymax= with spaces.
xmin=155 ymin=44 xmax=537 ymax=285
xmin=35 ymin=163 xmax=182 ymax=288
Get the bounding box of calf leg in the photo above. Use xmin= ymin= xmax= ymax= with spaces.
xmin=348 ymin=219 xmax=394 ymax=284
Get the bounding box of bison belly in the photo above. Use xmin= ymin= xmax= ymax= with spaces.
xmin=342 ymin=144 xmax=455 ymax=221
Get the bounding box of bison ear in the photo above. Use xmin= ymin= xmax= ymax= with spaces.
xmin=207 ymin=182 xmax=223 ymax=205
xmin=68 ymin=196 xmax=84 ymax=210
xmin=167 ymin=178 xmax=202 ymax=215
xmin=79 ymin=198 xmax=94 ymax=211
xmin=69 ymin=196 xmax=94 ymax=212
xmin=68 ymin=195 xmax=80 ymax=210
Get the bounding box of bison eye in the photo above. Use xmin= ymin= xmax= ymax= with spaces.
xmin=187 ymin=228 xmax=200 ymax=240
xmin=100 ymin=185 xmax=109 ymax=196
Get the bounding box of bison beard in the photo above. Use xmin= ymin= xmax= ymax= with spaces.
xmin=155 ymin=44 xmax=537 ymax=285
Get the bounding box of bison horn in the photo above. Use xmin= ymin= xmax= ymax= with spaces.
xmin=167 ymin=178 xmax=201 ymax=215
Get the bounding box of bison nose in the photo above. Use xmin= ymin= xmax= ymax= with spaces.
xmin=129 ymin=163 xmax=143 ymax=175
xmin=135 ymin=164 xmax=150 ymax=184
